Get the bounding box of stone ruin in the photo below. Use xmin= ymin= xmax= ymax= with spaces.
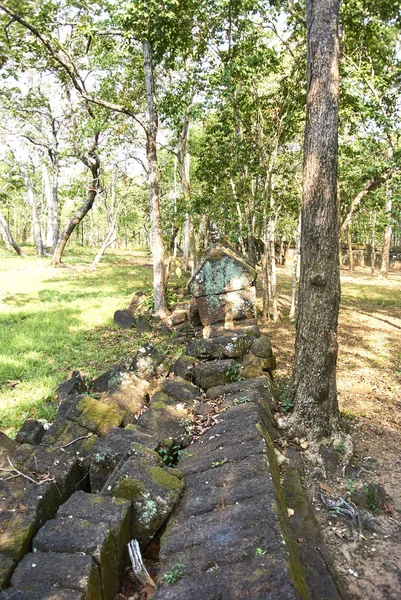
xmin=188 ymin=245 xmax=256 ymax=327
xmin=0 ymin=245 xmax=345 ymax=599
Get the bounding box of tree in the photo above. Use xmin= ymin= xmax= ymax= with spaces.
xmin=284 ymin=0 xmax=341 ymax=438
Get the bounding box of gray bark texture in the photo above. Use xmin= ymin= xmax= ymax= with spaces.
xmin=290 ymin=0 xmax=341 ymax=437
xmin=0 ymin=209 xmax=25 ymax=256
xmin=143 ymin=40 xmax=168 ymax=316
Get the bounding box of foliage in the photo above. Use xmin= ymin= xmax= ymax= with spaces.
xmin=164 ymin=562 xmax=186 ymax=584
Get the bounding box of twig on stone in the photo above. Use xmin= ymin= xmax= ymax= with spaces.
xmin=1 ymin=457 xmax=40 ymax=484
xmin=128 ymin=539 xmax=157 ymax=589
xmin=59 ymin=433 xmax=93 ymax=449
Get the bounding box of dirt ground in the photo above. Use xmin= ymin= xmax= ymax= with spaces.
xmin=268 ymin=265 xmax=401 ymax=600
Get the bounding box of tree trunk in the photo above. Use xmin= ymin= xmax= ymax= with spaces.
xmin=290 ymin=0 xmax=341 ymax=438
xmin=370 ymin=210 xmax=376 ymax=275
xmin=268 ymin=215 xmax=278 ymax=322
xmin=43 ymin=161 xmax=59 ymax=252
xmin=143 ymin=40 xmax=168 ymax=316
xmin=347 ymin=225 xmax=353 ymax=271
xmin=52 ymin=158 xmax=100 ymax=266
xmin=19 ymin=162 xmax=43 ymax=256
xmin=0 ymin=209 xmax=25 ymax=256
xmin=380 ymin=165 xmax=393 ymax=278
xmin=290 ymin=215 xmax=301 ymax=320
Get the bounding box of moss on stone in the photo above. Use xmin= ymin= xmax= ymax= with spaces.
xmin=73 ymin=396 xmax=124 ymax=436
xmin=149 ymin=466 xmax=185 ymax=491
xmin=111 ymin=476 xmax=144 ymax=500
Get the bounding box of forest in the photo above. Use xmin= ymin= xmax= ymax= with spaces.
xmin=0 ymin=1 xmax=401 ymax=599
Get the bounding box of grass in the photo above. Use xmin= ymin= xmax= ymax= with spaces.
xmin=0 ymin=245 xmax=185 ymax=437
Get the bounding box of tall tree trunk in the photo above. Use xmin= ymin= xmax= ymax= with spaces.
xmin=290 ymin=215 xmax=301 ymax=320
xmin=347 ymin=225 xmax=353 ymax=271
xmin=143 ymin=40 xmax=167 ymax=316
xmin=43 ymin=161 xmax=59 ymax=252
xmin=0 ymin=209 xmax=25 ymax=256
xmin=52 ymin=158 xmax=100 ymax=266
xmin=289 ymin=0 xmax=341 ymax=438
xmin=19 ymin=162 xmax=43 ymax=256
xmin=380 ymin=153 xmax=393 ymax=278
xmin=370 ymin=210 xmax=376 ymax=275
xmin=268 ymin=215 xmax=278 ymax=322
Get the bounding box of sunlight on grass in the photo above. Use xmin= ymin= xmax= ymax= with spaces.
xmin=0 ymin=247 xmax=157 ymax=437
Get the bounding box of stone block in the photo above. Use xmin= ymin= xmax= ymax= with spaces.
xmin=12 ymin=444 xmax=84 ymax=499
xmin=56 ymin=371 xmax=87 ymax=402
xmin=206 ymin=375 xmax=273 ymax=400
xmin=158 ymin=377 xmax=200 ymax=404
xmin=0 ymin=587 xmax=84 ymax=599
xmin=172 ymin=355 xmax=197 ymax=381
xmin=66 ymin=396 xmax=125 ymax=436
xmin=0 ymin=511 xmax=36 ymax=560
xmin=130 ymin=343 xmax=165 ymax=378
xmin=250 ymin=335 xmax=273 ymax=358
xmin=0 ymin=553 xmax=16 ymax=589
xmin=15 ymin=419 xmax=45 ymax=445
xmin=186 ymin=333 xmax=253 ymax=359
xmin=90 ymin=427 xmax=147 ymax=492
xmin=206 ymin=319 xmax=260 ymax=339
xmin=136 ymin=396 xmax=188 ymax=447
xmin=195 ymin=287 xmax=256 ymax=326
xmin=91 ymin=368 xmax=124 ymax=393
xmin=102 ymin=447 xmax=184 ymax=545
xmin=170 ymin=309 xmax=188 ymax=326
xmin=193 ymin=359 xmax=235 ymax=390
xmin=0 ymin=431 xmax=17 ymax=469
xmin=113 ymin=308 xmax=135 ymax=329
xmin=97 ymin=372 xmax=149 ymax=418
xmin=188 ymin=246 xmax=256 ymax=297
xmin=57 ymin=491 xmax=131 ymax=568
xmin=41 ymin=418 xmax=97 ymax=455
xmin=33 ymin=517 xmax=118 ymax=600
xmin=136 ymin=316 xmax=153 ymax=333
xmin=11 ymin=552 xmax=101 ymax=600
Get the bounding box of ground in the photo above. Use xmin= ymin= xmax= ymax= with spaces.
xmin=268 ymin=265 xmax=401 ymax=600
xmin=0 ymin=247 xmax=400 ymax=599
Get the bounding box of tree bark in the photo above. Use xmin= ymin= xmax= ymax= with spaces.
xmin=290 ymin=0 xmax=341 ymax=438
xmin=51 ymin=156 xmax=100 ymax=266
xmin=347 ymin=225 xmax=353 ymax=271
xmin=0 ymin=209 xmax=25 ymax=256
xmin=380 ymin=150 xmax=393 ymax=278
xmin=143 ymin=40 xmax=168 ymax=316
xmin=290 ymin=215 xmax=301 ymax=320
xmin=370 ymin=210 xmax=376 ymax=275
xmin=18 ymin=160 xmax=43 ymax=256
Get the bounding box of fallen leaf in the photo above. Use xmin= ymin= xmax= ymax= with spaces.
xmin=384 ymin=504 xmax=394 ymax=513
xmin=297 ymin=537 xmax=304 ymax=543
xmin=7 ymin=379 xmax=21 ymax=388
xmin=287 ymin=508 xmax=295 ymax=517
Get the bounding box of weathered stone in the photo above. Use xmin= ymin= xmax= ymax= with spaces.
xmin=57 ymin=491 xmax=131 ymax=568
xmin=0 ymin=431 xmax=17 ymax=469
xmin=66 ymin=396 xmax=125 ymax=436
xmin=172 ymin=355 xmax=197 ymax=381
xmin=283 ymin=467 xmax=344 ymax=600
xmin=186 ymin=333 xmax=253 ymax=359
xmin=192 ymin=359 xmax=236 ymax=390
xmin=91 ymin=368 xmax=124 ymax=393
xmin=12 ymin=444 xmax=84 ymax=499
xmin=250 ymin=335 xmax=273 ymax=358
xmin=170 ymin=310 xmax=188 ymax=326
xmin=188 ymin=246 xmax=256 ymax=297
xmin=153 ymin=402 xmax=308 ymax=600
xmin=41 ymin=418 xmax=97 ymax=455
xmin=158 ymin=377 xmax=200 ymax=404
xmin=136 ymin=396 xmax=189 ymax=447
xmin=159 ymin=323 xmax=173 ymax=336
xmin=319 ymin=446 xmax=341 ymax=476
xmin=0 ymin=553 xmax=15 ymax=589
xmin=11 ymin=552 xmax=101 ymax=600
xmin=136 ymin=316 xmax=153 ymax=333
xmin=15 ymin=419 xmax=45 ymax=445
xmin=97 ymin=372 xmax=150 ymax=421
xmin=90 ymin=427 xmax=150 ymax=492
xmin=0 ymin=511 xmax=36 ymax=560
xmin=102 ymin=447 xmax=184 ymax=545
xmin=113 ymin=308 xmax=135 ymax=329
xmin=130 ymin=343 xmax=165 ymax=378
xmin=206 ymin=319 xmax=260 ymax=339
xmin=33 ymin=517 xmax=118 ymax=600
xmin=0 ymin=586 xmax=84 ymax=599
xmin=195 ymin=288 xmax=256 ymax=326
xmin=206 ymin=375 xmax=273 ymax=400
xmin=241 ymin=361 xmax=264 ymax=379
xmin=189 ymin=298 xmax=202 ymax=326
xmin=56 ymin=371 xmax=87 ymax=402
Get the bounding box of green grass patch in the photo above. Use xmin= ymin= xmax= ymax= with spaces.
xmin=0 ymin=247 xmax=185 ymax=437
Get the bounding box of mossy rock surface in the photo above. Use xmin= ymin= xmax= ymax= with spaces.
xmin=66 ymin=396 xmax=125 ymax=436
xmin=102 ymin=444 xmax=184 ymax=544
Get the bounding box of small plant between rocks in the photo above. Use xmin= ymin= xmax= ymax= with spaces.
xmin=164 ymin=562 xmax=186 ymax=584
